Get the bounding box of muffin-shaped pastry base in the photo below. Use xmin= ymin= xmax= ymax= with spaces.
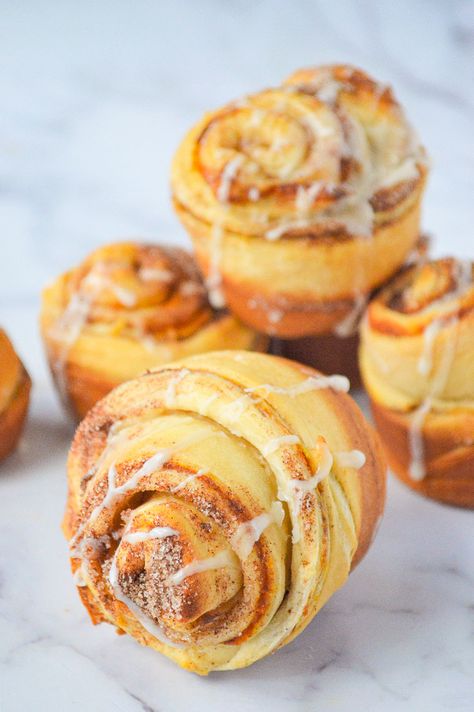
xmin=0 ymin=329 xmax=31 ymax=462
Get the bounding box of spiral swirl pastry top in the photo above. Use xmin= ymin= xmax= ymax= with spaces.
xmin=0 ymin=328 xmax=31 ymax=462
xmin=172 ymin=64 xmax=427 ymax=336
xmin=359 ymin=258 xmax=474 ymax=506
xmin=40 ymin=242 xmax=266 ymax=419
xmin=64 ymin=351 xmax=386 ymax=673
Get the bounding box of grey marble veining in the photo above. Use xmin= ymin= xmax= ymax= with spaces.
xmin=0 ymin=1 xmax=473 ymax=711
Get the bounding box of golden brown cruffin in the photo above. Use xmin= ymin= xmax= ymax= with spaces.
xmin=359 ymin=257 xmax=474 ymax=508
xmin=63 ymin=350 xmax=386 ymax=674
xmin=40 ymin=242 xmax=267 ymax=420
xmin=172 ymin=63 xmax=428 ymax=338
xmin=0 ymin=328 xmax=31 ymax=463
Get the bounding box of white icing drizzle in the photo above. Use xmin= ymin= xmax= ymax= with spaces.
xmin=170 ymin=551 xmax=235 ymax=585
xmin=379 ymin=156 xmax=419 ymax=188
xmin=85 ymin=268 xmax=138 ymax=307
xmin=221 ymin=394 xmax=255 ymax=421
xmin=108 ymin=555 xmax=183 ymax=648
xmin=165 ymin=368 xmax=190 ymax=408
xmin=289 ymin=443 xmax=334 ymax=493
xmin=139 ymin=334 xmax=161 ymax=353
xmin=408 ymin=260 xmax=472 ymax=479
xmin=50 ymin=292 xmax=94 ymax=403
xmin=124 ymin=527 xmax=179 ymax=544
xmin=216 ymin=152 xmax=243 ymax=203
xmin=334 ymin=449 xmax=366 ymax=469
xmin=295 ymin=182 xmax=323 ymax=213
xmin=316 ymin=80 xmax=342 ymax=104
xmin=264 ymin=198 xmax=377 ymax=241
xmin=409 ymin=320 xmax=459 ymax=481
xmin=170 ymin=468 xmax=208 ymax=493
xmin=333 ymin=293 xmax=368 ymax=338
xmin=139 ymin=267 xmax=173 ymax=283
xmin=179 ymin=280 xmax=203 ymax=296
xmin=417 ymin=320 xmax=443 ymax=376
xmin=207 ymin=223 xmax=226 ymax=308
xmin=408 ymin=397 xmax=433 ymax=481
xmin=73 ymin=564 xmax=87 ymax=587
xmin=269 ymin=133 xmax=291 ymax=151
xmin=278 ymin=441 xmax=334 ymax=544
xmin=80 ymin=421 xmax=124 ymax=486
xmin=49 ymin=260 xmax=146 ymax=402
xmin=207 ymin=155 xmax=243 ymax=308
xmin=86 ymin=429 xmax=213 ymax=528
xmin=231 ymin=352 xmax=248 ymax=362
xmin=109 ymin=283 xmax=137 ymax=308
xmin=249 ymin=108 xmax=264 ymax=127
xmin=268 ymin=309 xmax=283 ymax=324
xmin=216 ymin=375 xmax=349 ymax=425
xmin=261 ymin=434 xmax=301 ymax=456
xmin=404 ymin=246 xmax=425 ymax=268
xmin=197 ymin=393 xmax=219 ymax=416
xmin=339 ymin=199 xmax=374 ymax=239
xmin=265 ymin=218 xmax=312 ymax=241
xmin=310 ymin=70 xmax=344 ymax=104
xmin=370 ymin=344 xmax=391 ymax=375
xmin=245 ymin=373 xmax=350 ymax=397
xmin=231 ymin=502 xmax=285 ymax=560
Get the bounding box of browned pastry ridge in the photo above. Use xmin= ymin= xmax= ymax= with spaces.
xmin=359 ymin=257 xmax=474 ymax=507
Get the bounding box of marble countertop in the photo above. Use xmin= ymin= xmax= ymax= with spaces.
xmin=1 ymin=1 xmax=473 ymax=710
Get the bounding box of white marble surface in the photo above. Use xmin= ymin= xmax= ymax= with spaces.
xmin=1 ymin=1 xmax=473 ymax=710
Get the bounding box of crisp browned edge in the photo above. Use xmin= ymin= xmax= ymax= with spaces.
xmin=0 ymin=368 xmax=31 ymax=463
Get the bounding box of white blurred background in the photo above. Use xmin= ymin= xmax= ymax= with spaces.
xmin=1 ymin=0 xmax=473 ymax=306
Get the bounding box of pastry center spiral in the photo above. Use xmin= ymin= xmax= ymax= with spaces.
xmin=81 ymin=255 xmax=172 ymax=310
xmin=198 ymin=90 xmax=349 ymax=203
xmin=388 ymin=259 xmax=474 ymax=315
xmin=110 ymin=496 xmax=242 ymax=638
xmin=56 ymin=242 xmax=212 ymax=340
